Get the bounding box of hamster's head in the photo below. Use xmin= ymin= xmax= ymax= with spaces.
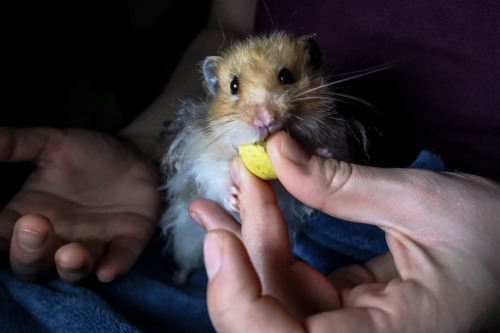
xmin=202 ymin=33 xmax=334 ymax=149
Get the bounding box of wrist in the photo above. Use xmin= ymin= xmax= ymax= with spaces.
xmin=117 ymin=131 xmax=164 ymax=162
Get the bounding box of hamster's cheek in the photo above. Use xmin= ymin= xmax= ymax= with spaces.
xmin=216 ymin=119 xmax=262 ymax=148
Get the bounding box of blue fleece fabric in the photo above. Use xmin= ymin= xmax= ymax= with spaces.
xmin=0 ymin=151 xmax=453 ymax=332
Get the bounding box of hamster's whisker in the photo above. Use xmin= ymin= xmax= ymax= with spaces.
xmin=207 ymin=111 xmax=240 ymax=123
xmin=287 ymin=115 xmax=346 ymax=146
xmin=292 ymin=96 xmax=334 ymax=103
xmin=294 ymin=83 xmax=332 ymax=98
xmin=331 ymin=93 xmax=375 ymax=109
xmin=327 ymin=64 xmax=392 ymax=85
xmin=296 ymin=63 xmax=392 ymax=98
xmin=325 ymin=63 xmax=392 ymax=82
xmin=204 ymin=118 xmax=240 ymax=147
xmin=289 ymin=113 xmax=347 ymax=125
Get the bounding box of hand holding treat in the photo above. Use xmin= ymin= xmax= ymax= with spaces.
xmin=191 ymin=132 xmax=500 ymax=333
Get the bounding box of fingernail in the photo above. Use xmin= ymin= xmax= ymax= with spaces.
xmin=17 ymin=227 xmax=46 ymax=251
xmin=280 ymin=132 xmax=309 ymax=165
xmin=189 ymin=210 xmax=199 ymax=222
xmin=189 ymin=210 xmax=202 ymax=227
xmin=204 ymin=232 xmax=222 ymax=280
xmin=230 ymin=158 xmax=241 ymax=187
xmin=58 ymin=262 xmax=87 ymax=275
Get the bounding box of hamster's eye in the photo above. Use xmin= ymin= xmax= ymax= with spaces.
xmin=230 ymin=76 xmax=239 ymax=95
xmin=278 ymin=68 xmax=295 ymax=85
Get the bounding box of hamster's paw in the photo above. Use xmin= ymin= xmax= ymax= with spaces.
xmin=223 ymin=185 xmax=240 ymax=212
xmin=314 ymin=147 xmax=332 ymax=159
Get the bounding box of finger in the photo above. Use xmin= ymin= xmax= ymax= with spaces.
xmin=327 ymin=252 xmax=397 ymax=291
xmin=234 ymin=157 xmax=343 ymax=317
xmin=204 ymin=230 xmax=303 ymax=333
xmin=304 ymin=308 xmax=390 ymax=333
xmin=189 ymin=198 xmax=242 ymax=238
xmin=304 ymin=279 xmax=439 ymax=333
xmin=0 ymin=127 xmax=58 ymax=163
xmin=266 ymin=132 xmax=398 ymax=229
xmin=9 ymin=215 xmax=61 ymax=282
xmin=0 ymin=209 xmax=21 ymax=258
xmin=231 ymin=157 xmax=293 ymax=266
xmin=94 ymin=236 xmax=148 ymax=283
xmin=55 ymin=243 xmax=94 ymax=283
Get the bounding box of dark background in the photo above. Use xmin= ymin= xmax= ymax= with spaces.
xmin=2 ymin=0 xmax=211 ymax=207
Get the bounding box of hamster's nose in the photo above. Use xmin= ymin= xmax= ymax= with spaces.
xmin=252 ymin=106 xmax=279 ymax=134
xmin=253 ymin=107 xmax=273 ymax=127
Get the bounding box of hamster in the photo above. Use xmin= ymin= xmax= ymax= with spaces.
xmin=160 ymin=32 xmax=366 ymax=284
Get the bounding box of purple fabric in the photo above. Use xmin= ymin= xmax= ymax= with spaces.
xmin=256 ymin=0 xmax=500 ymax=181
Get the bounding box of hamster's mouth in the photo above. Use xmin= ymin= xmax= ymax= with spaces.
xmin=255 ymin=120 xmax=282 ymax=141
xmin=230 ymin=120 xmax=283 ymax=152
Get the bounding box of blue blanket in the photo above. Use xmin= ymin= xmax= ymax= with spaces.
xmin=0 ymin=151 xmax=454 ymax=332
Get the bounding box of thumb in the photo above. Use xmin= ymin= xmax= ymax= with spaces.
xmin=265 ymin=132 xmax=497 ymax=243
xmin=266 ymin=132 xmax=408 ymax=231
xmin=0 ymin=127 xmax=55 ymax=163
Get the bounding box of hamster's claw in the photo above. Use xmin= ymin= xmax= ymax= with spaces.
xmin=224 ymin=185 xmax=240 ymax=212
xmin=314 ymin=147 xmax=332 ymax=159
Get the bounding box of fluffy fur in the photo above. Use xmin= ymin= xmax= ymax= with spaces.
xmin=160 ymin=33 xmax=366 ymax=283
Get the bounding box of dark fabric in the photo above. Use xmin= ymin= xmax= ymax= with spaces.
xmin=256 ymin=0 xmax=500 ymax=182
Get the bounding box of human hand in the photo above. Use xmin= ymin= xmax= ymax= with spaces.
xmin=0 ymin=127 xmax=159 ymax=283
xmin=190 ymin=132 xmax=500 ymax=332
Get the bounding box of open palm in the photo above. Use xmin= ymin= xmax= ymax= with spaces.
xmin=0 ymin=127 xmax=159 ymax=282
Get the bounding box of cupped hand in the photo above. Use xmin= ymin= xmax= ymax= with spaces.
xmin=189 ymin=132 xmax=500 ymax=332
xmin=0 ymin=127 xmax=160 ymax=283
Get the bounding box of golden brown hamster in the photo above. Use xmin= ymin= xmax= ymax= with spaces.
xmin=160 ymin=32 xmax=363 ymax=283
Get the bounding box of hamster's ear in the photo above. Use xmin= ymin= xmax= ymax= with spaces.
xmin=304 ymin=38 xmax=322 ymax=70
xmin=202 ymin=56 xmax=222 ymax=95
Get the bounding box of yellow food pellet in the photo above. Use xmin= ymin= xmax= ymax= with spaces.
xmin=237 ymin=141 xmax=277 ymax=180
